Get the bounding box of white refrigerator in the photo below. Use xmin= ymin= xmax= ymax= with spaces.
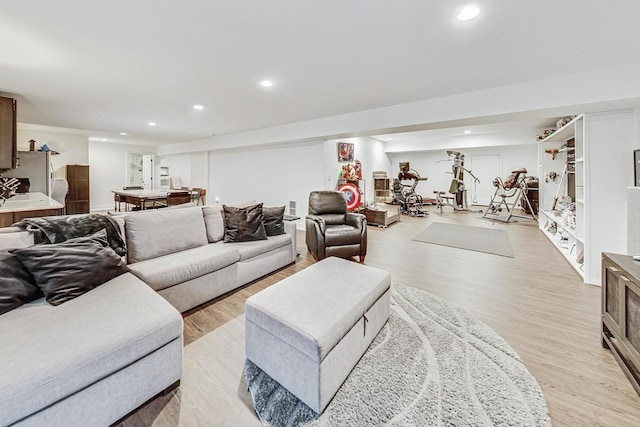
xmin=1 ymin=151 xmax=52 ymax=195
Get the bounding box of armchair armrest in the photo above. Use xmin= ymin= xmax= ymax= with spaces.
xmin=305 ymin=214 xmax=326 ymax=234
xmin=345 ymin=212 xmax=366 ymax=230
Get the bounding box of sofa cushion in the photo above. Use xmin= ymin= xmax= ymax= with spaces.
xmin=0 ymin=250 xmax=42 ymax=315
xmin=229 ymin=233 xmax=291 ymax=261
xmin=223 ymin=203 xmax=267 ymax=243
xmin=0 ymin=273 xmax=183 ymax=427
xmin=263 ymin=206 xmax=285 ymax=236
xmin=324 ymin=224 xmax=362 ymax=246
xmin=128 ymin=244 xmax=240 ymax=291
xmin=202 ymin=205 xmax=225 ymax=243
xmin=125 ymin=206 xmax=208 ymax=263
xmin=10 ymin=231 xmax=129 ymax=306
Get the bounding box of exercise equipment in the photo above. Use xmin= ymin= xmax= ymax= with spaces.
xmin=391 ymin=163 xmax=432 ymax=216
xmin=434 ymin=150 xmax=481 ymax=213
xmin=0 ymin=177 xmax=20 ymax=206
xmin=551 ymin=163 xmax=568 ymax=211
xmin=392 ymin=179 xmax=428 ymax=216
xmin=482 ymin=168 xmax=537 ymax=223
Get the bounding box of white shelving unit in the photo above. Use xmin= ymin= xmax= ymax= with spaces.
xmin=538 ymin=115 xmax=585 ymax=279
xmin=538 ymin=110 xmax=639 ymax=285
xmin=539 ymin=209 xmax=584 ymax=274
xmin=159 ymin=166 xmax=170 ymax=189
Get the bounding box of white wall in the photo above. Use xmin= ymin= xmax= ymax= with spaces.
xmin=323 ymin=137 xmax=393 ymax=205
xmin=158 ymin=152 xmax=208 ymax=189
xmin=89 ymin=142 xmax=156 ymax=210
xmin=190 ymin=153 xmax=208 ymax=188
xmin=388 ymin=144 xmax=538 ymax=201
xmin=585 ymin=110 xmax=639 ymax=283
xmin=208 ymin=141 xmax=324 ymax=223
xmin=159 ymin=154 xmax=191 ymax=188
xmin=16 ymin=128 xmax=89 ymax=178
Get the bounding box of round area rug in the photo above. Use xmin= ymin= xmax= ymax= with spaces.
xmin=245 ymin=283 xmax=552 ymax=427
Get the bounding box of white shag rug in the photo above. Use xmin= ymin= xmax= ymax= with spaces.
xmin=245 ymin=283 xmax=551 ymax=427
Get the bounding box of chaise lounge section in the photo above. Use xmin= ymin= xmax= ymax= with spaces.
xmin=0 ymin=202 xmax=297 ymax=425
xmin=0 ymin=273 xmax=183 ymax=427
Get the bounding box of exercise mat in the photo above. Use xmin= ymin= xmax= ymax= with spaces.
xmin=413 ymin=222 xmax=514 ymax=257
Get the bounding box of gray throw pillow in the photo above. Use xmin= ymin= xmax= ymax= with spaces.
xmin=223 ymin=203 xmax=268 ymax=243
xmin=262 ymin=206 xmax=285 ymax=236
xmin=10 ymin=230 xmax=129 ymax=306
xmin=0 ymin=250 xmax=43 ymax=315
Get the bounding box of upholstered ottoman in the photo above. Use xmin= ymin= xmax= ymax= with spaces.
xmin=245 ymin=257 xmax=390 ymax=413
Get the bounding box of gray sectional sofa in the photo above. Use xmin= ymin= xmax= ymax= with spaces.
xmin=0 ymin=203 xmax=297 ymax=426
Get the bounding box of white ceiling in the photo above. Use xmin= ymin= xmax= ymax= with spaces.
xmin=375 ymin=118 xmax=559 ymax=153
xmin=1 ymin=1 xmax=640 ymax=146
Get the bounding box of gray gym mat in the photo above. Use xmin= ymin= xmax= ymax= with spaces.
xmin=413 ymin=222 xmax=514 ymax=257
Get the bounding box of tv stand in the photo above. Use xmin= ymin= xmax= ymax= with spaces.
xmin=602 ymin=252 xmax=640 ymax=396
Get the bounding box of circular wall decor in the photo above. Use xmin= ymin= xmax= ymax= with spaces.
xmin=338 ymin=182 xmax=361 ymax=211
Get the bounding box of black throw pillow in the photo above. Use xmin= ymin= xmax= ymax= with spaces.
xmin=223 ymin=203 xmax=268 ymax=243
xmin=10 ymin=230 xmax=129 ymax=306
xmin=0 ymin=250 xmax=43 ymax=315
xmin=262 ymin=206 xmax=285 ymax=236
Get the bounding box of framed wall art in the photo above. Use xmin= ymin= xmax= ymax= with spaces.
xmin=337 ymin=142 xmax=354 ymax=162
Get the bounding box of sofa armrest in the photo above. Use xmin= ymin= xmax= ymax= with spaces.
xmin=305 ymin=215 xmax=326 ymax=234
xmin=345 ymin=213 xmax=366 ymax=230
xmin=284 ymin=221 xmax=298 ymax=259
xmin=0 ymin=228 xmax=35 ymax=250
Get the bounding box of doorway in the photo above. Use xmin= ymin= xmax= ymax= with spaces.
xmin=143 ymin=155 xmax=154 ymax=189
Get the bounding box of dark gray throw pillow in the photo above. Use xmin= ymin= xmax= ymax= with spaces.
xmin=223 ymin=203 xmax=268 ymax=243
xmin=263 ymin=206 xmax=285 ymax=236
xmin=0 ymin=250 xmax=43 ymax=315
xmin=10 ymin=230 xmax=129 ymax=306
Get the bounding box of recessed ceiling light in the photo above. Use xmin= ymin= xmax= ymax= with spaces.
xmin=119 ymin=132 xmax=127 ymax=136
xmin=148 ymin=122 xmax=157 ymax=127
xmin=385 ymin=138 xmax=393 ymax=141
xmin=260 ymin=80 xmax=274 ymax=88
xmin=101 ymin=138 xmax=108 ymax=142
xmin=464 ymin=130 xmax=472 ymax=134
xmin=193 ymin=104 xmax=204 ymax=110
xmin=100 ymin=115 xmax=109 ymax=119
xmin=458 ymin=5 xmax=480 ymax=21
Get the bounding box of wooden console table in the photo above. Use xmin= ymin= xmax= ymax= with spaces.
xmin=365 ymin=204 xmax=401 ymax=228
xmin=602 ymin=252 xmax=640 ymax=395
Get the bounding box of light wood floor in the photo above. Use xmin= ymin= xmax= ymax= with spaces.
xmin=118 ymin=209 xmax=640 ymax=427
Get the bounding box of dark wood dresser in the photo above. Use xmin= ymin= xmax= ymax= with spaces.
xmin=602 ymin=252 xmax=640 ymax=395
xmin=66 ymin=164 xmax=90 ymax=214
